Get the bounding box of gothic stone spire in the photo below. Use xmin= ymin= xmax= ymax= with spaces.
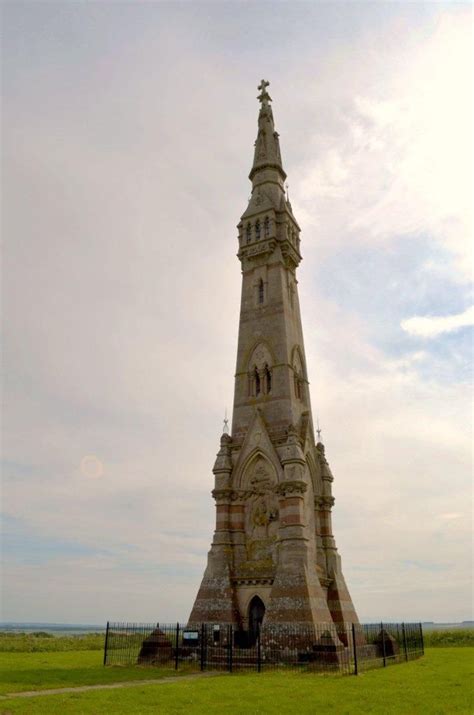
xmin=189 ymin=83 xmax=359 ymax=633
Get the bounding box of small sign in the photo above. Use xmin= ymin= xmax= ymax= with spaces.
xmin=183 ymin=630 xmax=199 ymax=644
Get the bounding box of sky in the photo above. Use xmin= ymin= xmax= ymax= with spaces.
xmin=1 ymin=1 xmax=472 ymax=625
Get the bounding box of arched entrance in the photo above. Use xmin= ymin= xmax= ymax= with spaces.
xmin=248 ymin=596 xmax=265 ymax=646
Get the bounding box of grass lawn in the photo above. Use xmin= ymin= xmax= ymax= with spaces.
xmin=0 ymin=651 xmax=180 ymax=695
xmin=0 ymin=648 xmax=472 ymax=714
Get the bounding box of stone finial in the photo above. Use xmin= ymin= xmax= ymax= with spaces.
xmin=257 ymin=79 xmax=272 ymax=106
xmin=222 ymin=409 xmax=229 ymax=435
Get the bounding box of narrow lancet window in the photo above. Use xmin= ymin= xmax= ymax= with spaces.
xmin=255 ymin=367 xmax=261 ymax=396
xmin=255 ymin=220 xmax=261 ymax=240
xmin=246 ymin=223 xmax=252 ymax=243
xmin=265 ymin=364 xmax=272 ymax=393
xmin=264 ymin=216 xmax=270 ymax=237
xmin=258 ymin=279 xmax=264 ymax=304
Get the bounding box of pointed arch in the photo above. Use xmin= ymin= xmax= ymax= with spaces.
xmin=247 ymin=341 xmax=274 ymax=398
xmin=242 ymin=339 xmax=276 ymax=374
xmin=306 ymin=451 xmax=322 ymax=497
xmin=291 ymin=345 xmax=306 ymax=379
xmin=236 ymin=448 xmax=278 ymax=490
xmin=248 ymin=595 xmax=265 ymax=644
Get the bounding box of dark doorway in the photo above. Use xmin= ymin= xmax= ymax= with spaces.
xmin=248 ymin=596 xmax=265 ymax=646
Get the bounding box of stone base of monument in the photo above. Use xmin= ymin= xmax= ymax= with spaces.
xmin=137 ymin=629 xmax=173 ymax=665
xmin=305 ymin=630 xmax=346 ymax=666
xmin=375 ymin=629 xmax=400 ymax=659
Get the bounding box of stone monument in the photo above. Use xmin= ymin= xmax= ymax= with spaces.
xmin=189 ymin=81 xmax=359 ymax=637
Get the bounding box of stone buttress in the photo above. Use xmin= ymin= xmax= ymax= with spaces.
xmin=189 ymin=81 xmax=359 ymax=631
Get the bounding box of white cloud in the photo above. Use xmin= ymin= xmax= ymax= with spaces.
xmin=2 ymin=3 xmax=472 ymax=624
xmin=401 ymin=306 xmax=474 ymax=338
xmin=293 ymin=11 xmax=473 ymax=281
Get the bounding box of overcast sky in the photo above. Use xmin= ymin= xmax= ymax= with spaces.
xmin=2 ymin=1 xmax=472 ymax=625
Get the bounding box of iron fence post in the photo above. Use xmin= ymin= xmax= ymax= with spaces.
xmin=228 ymin=624 xmax=233 ymax=673
xmin=200 ymin=623 xmax=205 ymax=672
xmin=381 ymin=622 xmax=386 ymax=667
xmin=103 ymin=621 xmax=110 ymax=666
xmin=402 ymin=623 xmax=408 ymax=661
xmin=257 ymin=628 xmax=262 ymax=673
xmin=175 ymin=622 xmax=180 ymax=670
xmin=419 ymin=622 xmax=424 ymax=655
xmin=352 ymin=623 xmax=358 ymax=675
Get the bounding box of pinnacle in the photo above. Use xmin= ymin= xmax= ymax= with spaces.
xmin=249 ymin=80 xmax=286 ymax=184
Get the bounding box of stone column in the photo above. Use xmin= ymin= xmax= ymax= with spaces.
xmin=188 ymin=435 xmax=239 ymax=625
xmin=317 ymin=445 xmax=359 ymax=629
xmin=265 ymin=426 xmax=334 ymax=627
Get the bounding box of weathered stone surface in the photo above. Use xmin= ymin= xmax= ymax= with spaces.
xmin=189 ymin=81 xmax=359 ymax=632
xmin=137 ymin=629 xmax=173 ymax=665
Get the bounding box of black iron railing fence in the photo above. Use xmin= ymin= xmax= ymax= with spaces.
xmin=103 ymin=621 xmax=423 ymax=675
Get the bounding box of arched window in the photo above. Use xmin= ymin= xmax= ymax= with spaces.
xmin=258 ymin=279 xmax=264 ymax=304
xmin=264 ymin=364 xmax=272 ymax=393
xmin=248 ymin=342 xmax=273 ymax=400
xmin=264 ymin=216 xmax=270 ymax=237
xmin=246 ymin=223 xmax=251 ymax=243
xmin=255 ymin=220 xmax=261 ymax=240
xmin=248 ymin=595 xmax=265 ymax=645
xmin=255 ymin=367 xmax=261 ymax=396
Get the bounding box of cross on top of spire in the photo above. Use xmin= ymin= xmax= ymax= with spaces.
xmin=257 ymin=79 xmax=272 ymax=106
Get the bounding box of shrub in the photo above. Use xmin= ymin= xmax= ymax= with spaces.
xmin=423 ymin=629 xmax=474 ymax=648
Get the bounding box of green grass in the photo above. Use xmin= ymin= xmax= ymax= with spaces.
xmin=0 ymin=651 xmax=179 ymax=695
xmin=0 ymin=649 xmax=472 ymax=714
xmin=0 ymin=633 xmax=105 ymax=653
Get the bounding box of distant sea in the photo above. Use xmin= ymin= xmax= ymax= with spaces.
xmin=0 ymin=623 xmax=106 ymax=635
xmin=420 ymin=622 xmax=473 ymax=631
xmin=0 ymin=621 xmax=472 ymax=635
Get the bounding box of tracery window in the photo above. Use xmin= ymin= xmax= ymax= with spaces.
xmin=248 ymin=343 xmax=273 ymax=399
xmin=255 ymin=219 xmax=261 ymax=240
